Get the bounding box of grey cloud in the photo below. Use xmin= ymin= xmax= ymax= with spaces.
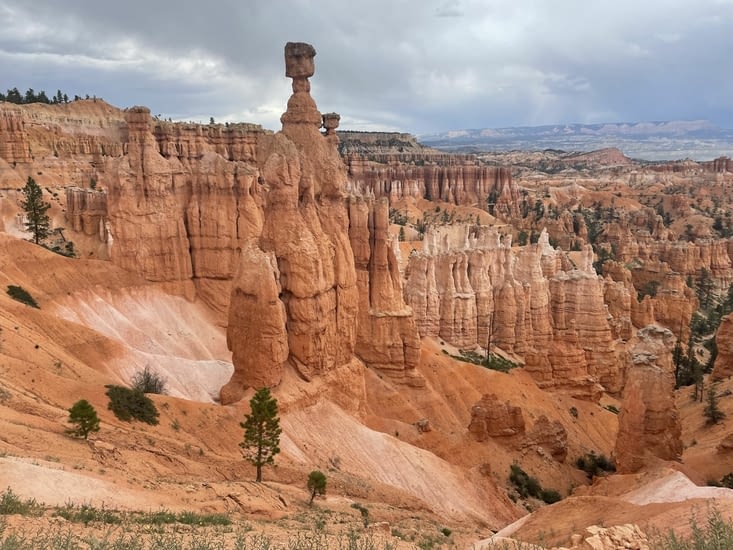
xmin=0 ymin=0 xmax=731 ymax=134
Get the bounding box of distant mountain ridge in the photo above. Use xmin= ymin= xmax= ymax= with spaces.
xmin=419 ymin=120 xmax=733 ymax=161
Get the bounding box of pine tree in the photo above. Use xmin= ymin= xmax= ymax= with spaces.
xmin=307 ymin=470 xmax=327 ymax=505
xmin=704 ymin=383 xmax=725 ymax=425
xmin=21 ymin=176 xmax=51 ymax=244
xmin=240 ymin=388 xmax=282 ymax=482
xmin=6 ymin=88 xmax=22 ymax=104
xmin=67 ymin=399 xmax=100 ymax=439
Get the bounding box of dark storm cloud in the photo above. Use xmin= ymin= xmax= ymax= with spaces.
xmin=1 ymin=0 xmax=732 ymax=133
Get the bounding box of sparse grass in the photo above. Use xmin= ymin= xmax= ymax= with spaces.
xmin=0 ymin=488 xmax=43 ymax=516
xmin=0 ymin=519 xmax=399 ymax=549
xmin=172 ymin=510 xmax=231 ymax=527
xmin=449 ymin=349 xmax=519 ymax=373
xmin=650 ymin=507 xmax=733 ymax=549
xmin=350 ymin=502 xmax=369 ymax=527
xmin=54 ymin=502 xmax=122 ymax=525
xmin=52 ymin=503 xmax=231 ymax=528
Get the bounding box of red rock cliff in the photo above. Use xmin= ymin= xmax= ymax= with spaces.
xmin=404 ymin=226 xmax=619 ymax=398
xmin=614 ymin=325 xmax=682 ymax=473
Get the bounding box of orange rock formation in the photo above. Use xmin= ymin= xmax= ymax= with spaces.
xmin=614 ymin=325 xmax=682 ymax=473
xmin=712 ymin=312 xmax=733 ymax=380
xmin=405 ymin=225 xmax=618 ymax=398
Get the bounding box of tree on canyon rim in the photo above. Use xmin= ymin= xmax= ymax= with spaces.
xmin=21 ymin=176 xmax=51 ymax=244
xmin=240 ymin=387 xmax=282 ymax=482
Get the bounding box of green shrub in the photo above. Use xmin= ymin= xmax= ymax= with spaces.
xmin=105 ymin=385 xmax=159 ymax=425
xmin=450 ymin=349 xmax=519 ymax=372
xmin=540 ymin=488 xmax=562 ymax=504
xmin=509 ymin=464 xmax=562 ymax=504
xmin=576 ymin=451 xmax=616 ymax=479
xmin=53 ymin=503 xmax=121 ymax=525
xmin=6 ymin=285 xmax=39 ymax=308
xmin=509 ymin=463 xmax=541 ymax=499
xmin=130 ymin=366 xmax=167 ymax=394
xmin=0 ymin=487 xmax=43 ymax=516
xmin=173 ymin=510 xmax=230 ymax=526
xmin=651 ymin=507 xmax=733 ymax=549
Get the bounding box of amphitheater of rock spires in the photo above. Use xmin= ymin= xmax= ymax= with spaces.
xmin=1 ymin=40 xmax=733 ymax=548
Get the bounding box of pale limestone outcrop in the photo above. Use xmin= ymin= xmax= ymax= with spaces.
xmin=712 ymin=312 xmax=733 ymax=380
xmin=614 ymin=325 xmax=682 ymax=473
xmin=557 ymin=524 xmax=650 ymax=550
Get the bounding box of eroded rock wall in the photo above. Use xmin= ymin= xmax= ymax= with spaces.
xmin=0 ymin=107 xmax=31 ymax=164
xmin=346 ymin=157 xmax=514 ymax=211
xmin=349 ymin=197 xmax=421 ymax=381
xmin=712 ymin=312 xmax=733 ymax=380
xmin=404 ymin=225 xmax=617 ymax=398
xmin=614 ymin=325 xmax=682 ymax=473
xmin=6 ymin=43 xmax=421 ymax=401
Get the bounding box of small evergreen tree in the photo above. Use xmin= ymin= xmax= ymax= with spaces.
xmin=67 ymin=399 xmax=100 ymax=439
xmin=240 ymin=388 xmax=281 ymax=482
xmin=697 ymin=268 xmax=715 ymax=312
xmin=705 ymin=383 xmax=725 ymax=425
xmin=307 ymin=470 xmax=327 ymax=505
xmin=21 ymin=176 xmax=51 ymax=244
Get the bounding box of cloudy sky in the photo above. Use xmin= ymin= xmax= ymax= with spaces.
xmin=1 ymin=0 xmax=732 ymax=134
